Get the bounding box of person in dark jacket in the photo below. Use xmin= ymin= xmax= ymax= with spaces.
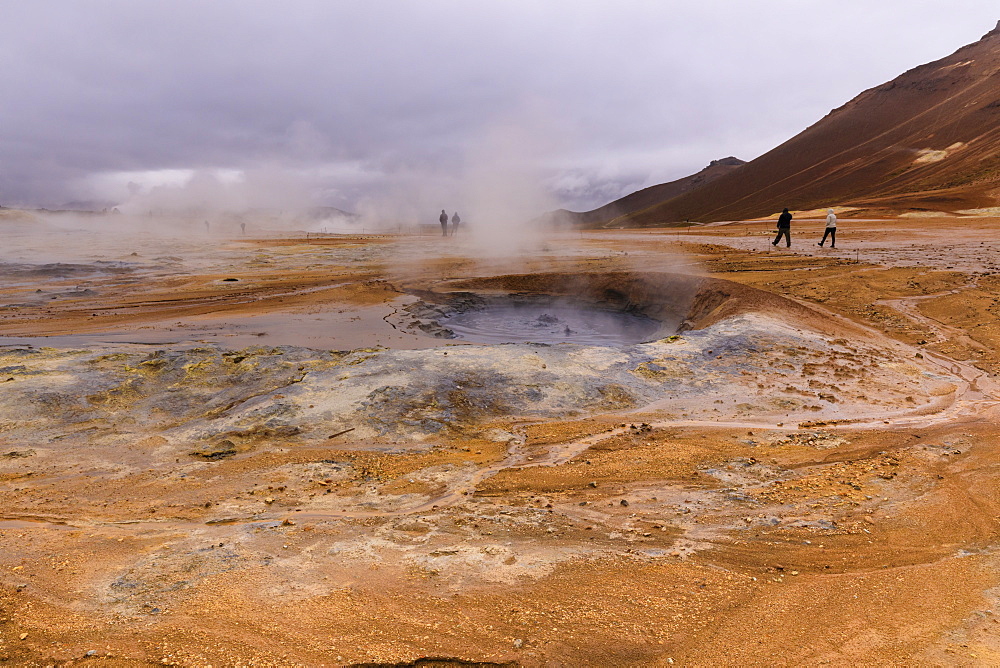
xmin=772 ymin=208 xmax=792 ymax=247
xmin=450 ymin=212 xmax=461 ymax=236
xmin=439 ymin=209 xmax=449 ymax=237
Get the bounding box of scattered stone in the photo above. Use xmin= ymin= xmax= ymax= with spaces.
xmin=2 ymin=449 xmax=34 ymax=459
xmin=189 ymin=441 xmax=239 ymax=460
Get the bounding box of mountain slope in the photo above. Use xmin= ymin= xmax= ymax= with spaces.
xmin=624 ymin=21 xmax=1000 ymax=224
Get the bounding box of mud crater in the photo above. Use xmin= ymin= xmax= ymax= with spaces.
xmin=399 ymin=271 xmax=711 ymax=344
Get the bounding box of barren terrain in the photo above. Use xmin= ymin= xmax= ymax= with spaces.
xmin=1 ymin=214 xmax=1000 ymax=666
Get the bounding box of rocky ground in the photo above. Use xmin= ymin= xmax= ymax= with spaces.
xmin=1 ymin=215 xmax=999 ymax=666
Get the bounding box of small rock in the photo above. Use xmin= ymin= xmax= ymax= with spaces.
xmin=620 ymin=499 xmax=629 ymax=507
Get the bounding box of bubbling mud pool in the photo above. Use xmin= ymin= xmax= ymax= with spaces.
xmin=398 ymin=271 xmax=705 ymax=345
xmin=439 ymin=300 xmax=661 ymax=345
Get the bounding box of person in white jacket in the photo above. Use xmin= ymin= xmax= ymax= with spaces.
xmin=818 ymin=208 xmax=837 ymax=248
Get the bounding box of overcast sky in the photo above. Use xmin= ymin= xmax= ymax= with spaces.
xmin=1 ymin=1 xmax=997 ymax=215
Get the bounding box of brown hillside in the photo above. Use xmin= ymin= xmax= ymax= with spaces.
xmin=625 ymin=21 xmax=1000 ymax=224
xmin=545 ymin=157 xmax=745 ymax=228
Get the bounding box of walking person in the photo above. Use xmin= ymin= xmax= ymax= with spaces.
xmin=818 ymin=208 xmax=836 ymax=247
xmin=439 ymin=209 xmax=449 ymax=237
xmin=772 ymin=208 xmax=792 ymax=247
xmin=450 ymin=211 xmax=461 ymax=236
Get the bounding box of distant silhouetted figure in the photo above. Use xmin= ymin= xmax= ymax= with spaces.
xmin=772 ymin=208 xmax=792 ymax=247
xmin=439 ymin=209 xmax=448 ymax=237
xmin=240 ymin=222 xmax=246 ymax=236
xmin=450 ymin=212 xmax=461 ymax=236
xmin=204 ymin=220 xmax=210 ymax=233
xmin=818 ymin=208 xmax=836 ymax=248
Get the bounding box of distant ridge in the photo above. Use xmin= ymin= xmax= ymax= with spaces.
xmin=618 ymin=20 xmax=1000 ymax=224
xmin=544 ymin=157 xmax=745 ymax=228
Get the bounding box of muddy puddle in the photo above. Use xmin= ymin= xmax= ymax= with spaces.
xmin=0 ymin=298 xmax=445 ymax=350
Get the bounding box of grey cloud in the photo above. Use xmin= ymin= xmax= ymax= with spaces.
xmin=0 ymin=1 xmax=997 ymax=212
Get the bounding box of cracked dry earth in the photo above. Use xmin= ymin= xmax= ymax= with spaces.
xmin=1 ymin=216 xmax=1000 ymax=666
